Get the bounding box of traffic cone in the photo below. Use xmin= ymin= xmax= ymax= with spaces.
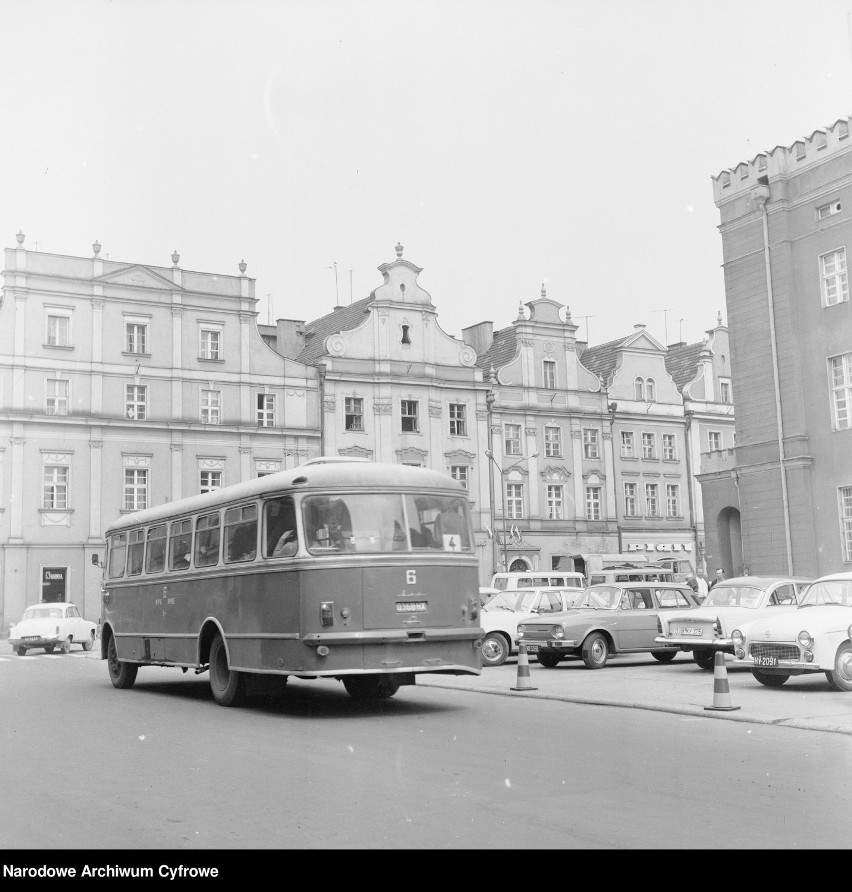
xmin=510 ymin=642 xmax=538 ymax=692
xmin=704 ymin=651 xmax=740 ymax=711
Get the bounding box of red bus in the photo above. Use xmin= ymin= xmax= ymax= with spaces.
xmin=99 ymin=459 xmax=483 ymax=706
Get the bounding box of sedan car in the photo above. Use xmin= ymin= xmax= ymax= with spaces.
xmin=731 ymin=572 xmax=852 ymax=690
xmin=8 ymin=603 xmax=97 ymax=656
xmin=654 ymin=575 xmax=811 ymax=669
xmin=516 ymin=583 xmax=699 ymax=669
xmin=479 ymin=587 xmax=584 ymax=666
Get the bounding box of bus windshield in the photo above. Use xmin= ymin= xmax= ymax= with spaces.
xmin=302 ymin=492 xmax=472 ymax=554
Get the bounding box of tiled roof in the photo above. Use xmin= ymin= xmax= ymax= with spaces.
xmin=474 ymin=325 xmax=517 ymax=374
xmin=578 ymin=335 xmax=630 ymax=385
xmin=296 ymin=295 xmax=375 ymax=364
xmin=664 ymin=341 xmax=705 ymax=392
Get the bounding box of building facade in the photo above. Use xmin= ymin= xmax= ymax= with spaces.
xmin=0 ymin=236 xmax=321 ymax=628
xmin=702 ymin=116 xmax=852 ymax=577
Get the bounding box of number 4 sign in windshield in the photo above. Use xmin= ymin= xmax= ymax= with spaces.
xmin=442 ymin=535 xmax=462 ymax=552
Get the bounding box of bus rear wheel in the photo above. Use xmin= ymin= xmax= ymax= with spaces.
xmin=343 ymin=674 xmax=400 ymax=700
xmin=209 ymin=634 xmax=246 ymax=707
xmin=107 ymin=634 xmax=138 ymax=690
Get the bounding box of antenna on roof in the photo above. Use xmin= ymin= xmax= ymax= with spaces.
xmin=327 ymin=261 xmax=339 ymax=304
xmin=576 ymin=315 xmax=595 ymax=343
xmin=652 ymin=308 xmax=674 ymax=346
xmin=678 ymin=318 xmax=686 ymax=343
xmin=267 ymin=293 xmax=272 ymax=326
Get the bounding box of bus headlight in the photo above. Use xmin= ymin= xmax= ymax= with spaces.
xmin=731 ymin=629 xmax=744 ymax=646
xmin=797 ymin=630 xmax=813 ymax=648
xmin=550 ymin=625 xmax=565 ymax=639
xmin=317 ymin=645 xmax=330 ymax=657
xmin=321 ymin=601 xmax=334 ymax=627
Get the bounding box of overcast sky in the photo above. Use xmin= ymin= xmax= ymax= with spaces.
xmin=3 ymin=0 xmax=852 ymax=349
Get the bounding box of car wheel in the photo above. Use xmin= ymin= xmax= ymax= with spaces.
xmin=751 ymin=669 xmax=789 ymax=687
xmin=652 ymin=650 xmax=677 ymax=663
xmin=14 ymin=646 xmax=26 ymax=656
xmin=581 ymin=632 xmax=609 ymax=669
xmin=537 ymin=650 xmax=561 ymax=668
xmin=480 ymin=633 xmax=510 ymax=667
xmin=693 ymin=648 xmax=716 ymax=671
xmin=61 ymin=635 xmax=72 ymax=655
xmin=107 ymin=634 xmax=138 ymax=690
xmin=343 ymin=674 xmax=400 ymax=699
xmin=43 ymin=644 xmax=55 ymax=654
xmin=82 ymin=631 xmax=95 ymax=652
xmin=208 ymin=633 xmax=246 ymax=707
xmin=824 ymin=643 xmax=852 ymax=692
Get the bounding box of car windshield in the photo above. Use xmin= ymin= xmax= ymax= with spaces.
xmin=703 ymin=585 xmax=763 ymax=608
xmin=798 ymin=580 xmax=852 ymax=608
xmin=484 ymin=591 xmax=539 ymax=612
xmin=22 ymin=606 xmax=63 ymax=620
xmin=574 ymin=587 xmax=622 ymax=610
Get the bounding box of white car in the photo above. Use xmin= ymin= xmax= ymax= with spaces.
xmin=731 ymin=572 xmax=852 ymax=690
xmin=8 ymin=603 xmax=97 ymax=656
xmin=480 ymin=587 xmax=584 ymax=666
xmin=654 ymin=575 xmax=811 ymax=669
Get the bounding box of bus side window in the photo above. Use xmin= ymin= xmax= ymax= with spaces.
xmin=169 ymin=519 xmax=193 ymax=570
xmin=265 ymin=496 xmax=297 ymax=558
xmin=108 ymin=533 xmax=127 ymax=579
xmin=194 ymin=512 xmax=221 ymax=567
xmin=146 ymin=523 xmax=167 ymax=573
xmin=128 ymin=529 xmax=145 ymax=576
xmin=225 ymin=504 xmax=258 ymax=563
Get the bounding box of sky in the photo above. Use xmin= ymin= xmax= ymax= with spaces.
xmin=3 ymin=0 xmax=852 ymax=349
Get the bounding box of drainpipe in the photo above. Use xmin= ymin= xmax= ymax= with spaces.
xmin=485 ymin=387 xmax=498 ymax=576
xmin=752 ymin=182 xmax=794 ymax=575
xmin=683 ymin=410 xmax=699 ymax=569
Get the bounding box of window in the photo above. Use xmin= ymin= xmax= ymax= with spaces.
xmin=840 ymin=486 xmax=852 ymax=561
xmin=168 ymin=519 xmax=193 ymax=571
xmin=450 ymin=466 xmax=468 ymax=489
xmin=545 ymin=425 xmax=562 ymax=458
xmin=124 ymin=468 xmax=148 ymax=511
xmin=127 ymin=529 xmax=145 ymax=576
xmin=624 ymin=482 xmax=638 ymax=517
xmin=199 ymin=326 xmax=222 ymax=360
xmin=449 ymin=403 xmax=467 ymax=436
xmin=642 ymin=432 xmax=656 ymax=459
xmin=194 ymin=513 xmax=221 ymax=567
xmin=583 ymin=428 xmax=599 ymax=459
xmin=401 ymin=324 xmax=411 ymax=345
xmin=818 ymin=201 xmax=842 ymax=220
xmin=708 ymin=431 xmax=722 ymax=451
xmin=506 ymin=483 xmax=524 ymax=519
xmin=504 ymin=423 xmax=522 ymax=456
xmin=401 ymin=400 xmax=419 ymax=433
xmin=621 ymin=431 xmax=635 ymax=458
xmin=125 ymin=384 xmax=147 ymax=421
xmin=345 ymin=397 xmax=364 ymax=432
xmin=107 ymin=534 xmax=127 ymax=579
xmin=662 ymin=433 xmax=676 ymax=460
xmin=546 ymin=485 xmax=564 ymax=520
xmin=543 ymin=359 xmax=556 ymax=389
xmin=719 ymin=380 xmax=732 ymax=403
xmin=43 ymin=465 xmax=68 ymax=509
xmin=257 ymin=394 xmax=275 ymax=427
xmin=46 ymin=313 xmax=71 ymax=347
xmin=585 ymin=486 xmax=601 ymax=521
xmin=645 ymin=483 xmax=659 ymax=517
xmin=666 ymin=484 xmax=680 ymax=517
xmin=830 ymin=353 xmax=852 ymax=429
xmin=645 ymin=379 xmax=656 ymax=402
xmin=265 ymin=495 xmax=298 ymax=557
xmin=821 ymin=248 xmax=849 ymax=306
xmin=126 ymin=322 xmax=148 ymax=354
xmin=45 ymin=378 xmax=68 ymax=416
xmin=757 ymin=154 xmax=767 ymax=171
xmin=634 ymin=377 xmax=645 ymax=400
xmin=200 ymin=470 xmax=221 ymax=493
xmin=840 ymin=121 xmax=850 ymax=140
xmin=224 ymin=504 xmax=258 ymax=563
xmin=145 ymin=523 xmax=167 ymax=573
xmin=201 ymin=389 xmax=221 ymax=425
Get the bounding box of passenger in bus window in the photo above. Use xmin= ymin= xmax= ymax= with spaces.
xmin=266 ymin=497 xmax=298 ymax=557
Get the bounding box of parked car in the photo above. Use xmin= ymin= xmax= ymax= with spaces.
xmin=479 ymin=587 xmax=585 ymax=666
xmin=654 ymin=575 xmax=811 ymax=669
xmin=8 ymin=603 xmax=97 ymax=656
xmin=490 ymin=571 xmax=586 ymax=591
xmin=516 ymin=582 xmax=700 ymax=669
xmin=731 ymin=572 xmax=852 ymax=690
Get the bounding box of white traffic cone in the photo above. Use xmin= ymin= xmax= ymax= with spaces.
xmin=704 ymin=651 xmax=740 ymax=711
xmin=510 ymin=642 xmax=538 ymax=692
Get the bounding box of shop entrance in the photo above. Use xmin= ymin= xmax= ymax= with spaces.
xmin=41 ymin=567 xmax=68 ymax=603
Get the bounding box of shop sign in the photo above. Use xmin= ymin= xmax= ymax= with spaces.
xmin=625 ymin=543 xmax=693 ymax=553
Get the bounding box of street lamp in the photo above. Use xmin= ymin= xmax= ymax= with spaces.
xmin=485 ymin=449 xmax=539 ymax=572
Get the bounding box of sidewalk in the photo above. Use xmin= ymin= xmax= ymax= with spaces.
xmin=417 ymin=652 xmax=852 ymax=737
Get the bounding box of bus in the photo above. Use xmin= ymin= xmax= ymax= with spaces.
xmin=99 ymin=459 xmax=483 ymax=706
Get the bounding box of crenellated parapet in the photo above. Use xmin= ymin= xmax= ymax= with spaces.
xmin=711 ymin=115 xmax=852 ymax=204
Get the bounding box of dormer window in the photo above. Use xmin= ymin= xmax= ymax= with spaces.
xmin=401 ymin=324 xmax=411 ymax=345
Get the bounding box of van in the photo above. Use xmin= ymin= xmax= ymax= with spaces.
xmin=586 ymin=564 xmax=675 ymax=586
xmin=490 ymin=571 xmax=586 ymax=591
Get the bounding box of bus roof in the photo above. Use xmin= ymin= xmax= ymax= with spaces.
xmin=104 ymin=460 xmax=466 ymax=534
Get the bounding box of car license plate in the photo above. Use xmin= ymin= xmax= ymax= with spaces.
xmin=754 ymin=656 xmax=778 ymax=667
xmin=675 ymin=627 xmax=703 ymax=636
xmin=524 ymin=644 xmax=539 ymax=653
xmin=23 ymin=636 xmax=40 ymax=641
xmin=396 ymin=601 xmax=427 ymax=612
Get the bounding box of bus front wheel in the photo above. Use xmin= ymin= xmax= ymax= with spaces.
xmin=107 ymin=635 xmax=138 ymax=690
xmin=343 ymin=674 xmax=400 ymax=700
xmin=209 ymin=634 xmax=246 ymax=707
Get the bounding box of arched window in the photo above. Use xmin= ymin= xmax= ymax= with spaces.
xmin=645 ymin=378 xmax=656 ymax=402
xmin=634 ymin=377 xmax=645 ymax=400
xmin=401 ymin=324 xmax=411 ymax=345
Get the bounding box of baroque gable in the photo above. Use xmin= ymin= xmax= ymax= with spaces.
xmin=95 ymin=264 xmax=181 ymax=291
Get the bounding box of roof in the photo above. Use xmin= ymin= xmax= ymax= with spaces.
xmin=295 ymin=295 xmax=375 ymax=365
xmin=474 ymin=325 xmax=517 ymax=373
xmin=664 ymin=341 xmax=705 ymax=392
xmin=718 ymin=576 xmax=813 ymax=586
xmin=578 ymin=335 xmax=630 ymax=385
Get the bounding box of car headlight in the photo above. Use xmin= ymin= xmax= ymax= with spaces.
xmin=517 ymin=629 xmax=525 ymax=639
xmin=798 ymin=630 xmax=813 ymax=647
xmin=731 ymin=629 xmax=744 ymax=646
xmin=550 ymin=625 xmax=565 ymax=639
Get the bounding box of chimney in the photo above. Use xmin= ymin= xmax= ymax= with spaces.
xmin=461 ymin=321 xmax=494 ymax=357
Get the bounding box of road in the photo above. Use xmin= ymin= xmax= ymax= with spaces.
xmin=1 ymin=643 xmax=850 ymax=852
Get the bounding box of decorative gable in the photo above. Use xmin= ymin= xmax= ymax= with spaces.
xmin=96 ymin=265 xmax=180 ymax=291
